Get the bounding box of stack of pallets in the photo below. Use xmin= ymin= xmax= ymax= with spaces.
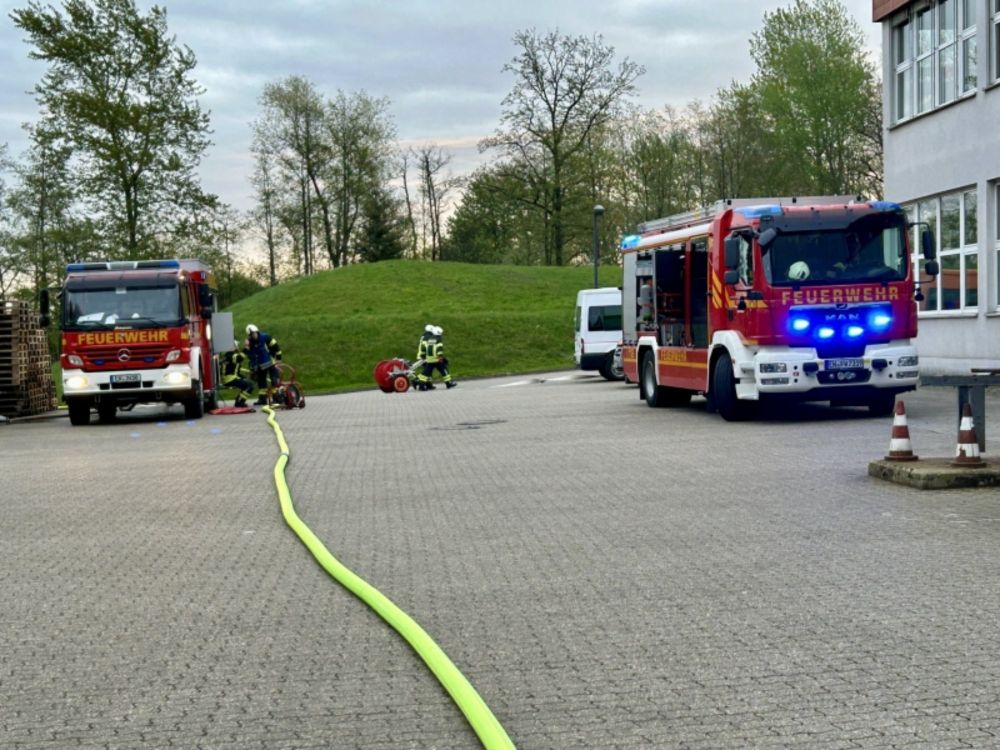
xmin=0 ymin=299 xmax=57 ymax=418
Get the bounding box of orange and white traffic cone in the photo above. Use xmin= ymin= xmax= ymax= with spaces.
xmin=885 ymin=400 xmax=918 ymax=461
xmin=952 ymin=402 xmax=985 ymax=468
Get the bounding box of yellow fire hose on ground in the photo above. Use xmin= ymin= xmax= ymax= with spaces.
xmin=262 ymin=407 xmax=516 ymax=750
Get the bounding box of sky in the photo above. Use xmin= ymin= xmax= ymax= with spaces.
xmin=0 ymin=0 xmax=884 ymax=215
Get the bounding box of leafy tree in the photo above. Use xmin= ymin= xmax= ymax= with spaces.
xmin=11 ymin=0 xmax=214 ymax=258
xmin=483 ymin=29 xmax=643 ymax=265
xmin=749 ymin=0 xmax=880 ymax=196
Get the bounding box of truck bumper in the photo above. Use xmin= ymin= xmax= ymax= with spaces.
xmin=741 ymin=342 xmax=920 ymax=400
xmin=62 ymin=364 xmax=198 ymax=402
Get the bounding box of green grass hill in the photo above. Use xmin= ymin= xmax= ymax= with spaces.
xmin=227 ymin=260 xmax=622 ymax=394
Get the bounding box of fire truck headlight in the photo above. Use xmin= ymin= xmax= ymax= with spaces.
xmin=846 ymin=325 xmax=865 ymax=338
xmin=817 ymin=326 xmax=836 ymax=340
xmin=65 ymin=375 xmax=89 ymax=390
xmin=66 ymin=354 xmax=84 ymax=367
xmin=164 ymin=371 xmax=189 ymax=385
xmin=789 ymin=316 xmax=810 ymax=333
xmin=898 ymin=355 xmax=919 ymax=367
xmin=165 ymin=349 xmax=181 ymax=363
xmin=760 ymin=363 xmax=787 ymax=373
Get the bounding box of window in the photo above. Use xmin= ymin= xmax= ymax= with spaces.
xmin=994 ymin=0 xmax=1000 ymax=81
xmin=908 ymin=188 xmax=978 ymax=312
xmin=995 ymin=183 xmax=1000 ymax=308
xmin=587 ymin=305 xmax=622 ymax=332
xmin=891 ymin=0 xmax=976 ymax=123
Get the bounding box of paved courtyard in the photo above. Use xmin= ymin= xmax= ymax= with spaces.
xmin=2 ymin=374 xmax=999 ymax=749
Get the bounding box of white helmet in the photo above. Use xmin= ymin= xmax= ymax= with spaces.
xmin=246 ymin=323 xmax=259 ymax=335
xmin=425 ymin=324 xmax=434 ymax=333
xmin=433 ymin=326 xmax=443 ymax=336
xmin=787 ymin=261 xmax=810 ymax=281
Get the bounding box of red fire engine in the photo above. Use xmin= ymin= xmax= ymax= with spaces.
xmin=619 ymin=196 xmax=939 ymax=420
xmin=42 ymin=259 xmax=221 ymax=425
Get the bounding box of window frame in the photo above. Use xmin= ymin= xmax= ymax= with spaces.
xmin=891 ymin=0 xmax=977 ymax=125
xmin=908 ymin=188 xmax=979 ymax=314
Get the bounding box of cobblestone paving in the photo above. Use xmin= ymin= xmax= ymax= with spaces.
xmin=2 ymin=377 xmax=998 ymax=749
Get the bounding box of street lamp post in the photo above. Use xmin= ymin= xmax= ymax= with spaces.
xmin=592 ymin=204 xmax=604 ymax=288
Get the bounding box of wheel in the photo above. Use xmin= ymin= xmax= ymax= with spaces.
xmin=393 ymin=375 xmax=410 ymax=393
xmin=642 ymin=352 xmax=691 ymax=407
xmin=867 ymin=392 xmax=896 ymax=417
xmin=184 ymin=378 xmax=205 ymax=419
xmin=205 ymin=386 xmax=219 ymax=412
xmin=285 ymin=383 xmax=303 ymax=408
xmin=600 ymin=353 xmax=625 ymax=382
xmin=712 ymin=352 xmax=751 ymax=421
xmin=67 ymin=398 xmax=91 ymax=426
xmin=97 ymin=400 xmax=116 ymax=423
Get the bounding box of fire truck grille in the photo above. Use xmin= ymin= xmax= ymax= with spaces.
xmin=81 ymin=343 xmax=172 ymax=369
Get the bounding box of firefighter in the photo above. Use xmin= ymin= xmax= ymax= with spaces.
xmin=419 ymin=325 xmax=456 ymax=390
xmin=415 ymin=324 xmax=437 ymax=390
xmin=220 ymin=340 xmax=255 ymax=407
xmin=245 ymin=323 xmax=283 ymax=404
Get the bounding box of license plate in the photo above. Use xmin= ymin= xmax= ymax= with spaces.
xmin=825 ymin=358 xmax=864 ymax=370
xmin=110 ymin=373 xmax=141 ymax=384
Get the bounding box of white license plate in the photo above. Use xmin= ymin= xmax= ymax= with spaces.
xmin=110 ymin=373 xmax=141 ymax=384
xmin=825 ymin=358 xmax=864 ymax=370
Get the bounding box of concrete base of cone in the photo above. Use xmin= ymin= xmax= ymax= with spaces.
xmin=869 ymin=457 xmax=1000 ymax=490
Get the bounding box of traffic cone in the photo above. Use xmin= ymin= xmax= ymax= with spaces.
xmin=952 ymin=403 xmax=985 ymax=467
xmin=885 ymin=400 xmax=918 ymax=461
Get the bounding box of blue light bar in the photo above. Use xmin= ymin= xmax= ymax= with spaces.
xmin=868 ymin=200 xmax=902 ymax=213
xmin=620 ymin=234 xmax=641 ymax=250
xmin=65 ymin=259 xmax=181 ymax=272
xmin=817 ymin=327 xmax=836 ymax=340
xmin=846 ymin=325 xmax=865 ymax=338
xmin=736 ymin=204 xmax=783 ymax=220
xmin=790 ymin=317 xmax=810 ymax=333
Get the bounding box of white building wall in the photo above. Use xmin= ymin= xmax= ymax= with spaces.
xmin=880 ymin=8 xmax=1000 ymax=376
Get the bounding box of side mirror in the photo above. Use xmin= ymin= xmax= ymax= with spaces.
xmin=921 ymin=228 xmax=936 ymax=260
xmin=39 ymin=289 xmax=50 ymax=328
xmin=723 ymin=269 xmax=739 ymax=285
xmin=758 ymin=228 xmax=777 ymax=249
xmin=201 ymin=306 xmax=214 ymax=320
xmin=924 ymin=259 xmax=940 ymax=277
xmin=724 ymin=236 xmax=740 ymax=270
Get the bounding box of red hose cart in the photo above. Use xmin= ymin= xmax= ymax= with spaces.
xmin=373 ymin=358 xmax=425 ymax=393
xmin=269 ymin=362 xmax=306 ymax=408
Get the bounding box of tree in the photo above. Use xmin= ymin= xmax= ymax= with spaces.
xmin=11 ymin=0 xmax=214 ymax=258
xmin=749 ymin=0 xmax=880 ymax=196
xmin=356 ymin=186 xmax=407 ymax=263
xmin=483 ymin=29 xmax=643 ymax=265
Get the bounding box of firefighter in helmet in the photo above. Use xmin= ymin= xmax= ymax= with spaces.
xmin=415 ymin=324 xmax=437 ymax=390
xmin=220 ymin=340 xmax=255 ymax=408
xmin=417 ymin=325 xmax=456 ymax=390
xmin=245 ymin=323 xmax=283 ymax=404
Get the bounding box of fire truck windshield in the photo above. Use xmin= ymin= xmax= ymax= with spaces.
xmin=763 ymin=212 xmax=908 ymax=287
xmin=62 ymin=283 xmax=183 ymax=330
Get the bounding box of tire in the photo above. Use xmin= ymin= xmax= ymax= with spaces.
xmin=184 ymin=378 xmax=205 ymax=419
xmin=205 ymin=386 xmax=219 ymax=413
xmin=285 ymin=383 xmax=303 ymax=408
xmin=712 ymin=352 xmax=750 ymax=421
xmin=642 ymin=351 xmax=692 ymax=408
xmin=67 ymin=398 xmax=91 ymax=426
xmin=867 ymin=392 xmax=896 ymax=417
xmin=600 ymin=353 xmax=625 ymax=382
xmin=393 ymin=375 xmax=410 ymax=393
xmin=97 ymin=400 xmax=117 ymax=423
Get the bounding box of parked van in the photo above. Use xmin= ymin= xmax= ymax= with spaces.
xmin=574 ymin=287 xmax=624 ymax=381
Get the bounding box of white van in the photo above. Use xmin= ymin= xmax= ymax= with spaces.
xmin=574 ymin=287 xmax=624 ymax=381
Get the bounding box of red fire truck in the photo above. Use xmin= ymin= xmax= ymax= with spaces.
xmin=619 ymin=197 xmax=939 ymax=420
xmin=42 ymin=259 xmax=221 ymax=425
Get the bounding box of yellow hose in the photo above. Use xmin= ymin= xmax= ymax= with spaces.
xmin=262 ymin=406 xmax=516 ymax=750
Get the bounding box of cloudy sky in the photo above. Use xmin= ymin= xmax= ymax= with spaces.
xmin=0 ymin=0 xmax=883 ymax=214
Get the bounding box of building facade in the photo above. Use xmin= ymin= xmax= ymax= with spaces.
xmin=875 ymin=0 xmax=1000 ymax=374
